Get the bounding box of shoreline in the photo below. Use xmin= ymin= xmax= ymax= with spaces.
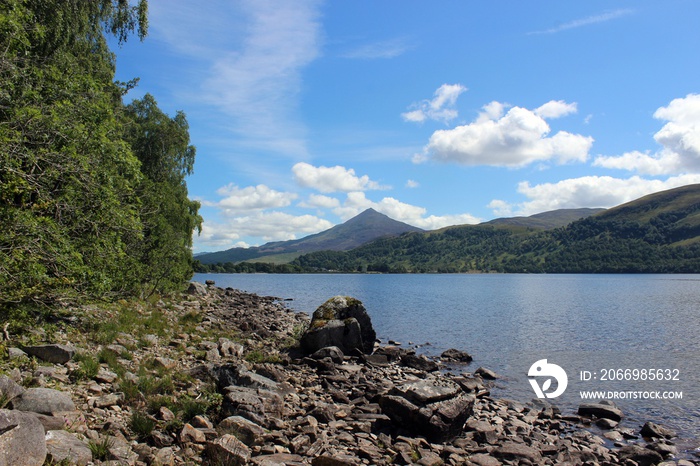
xmin=0 ymin=283 xmax=696 ymax=465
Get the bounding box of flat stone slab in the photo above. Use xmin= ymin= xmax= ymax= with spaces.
xmin=395 ymin=379 xmax=461 ymax=404
xmin=578 ymin=402 xmax=623 ymax=422
xmin=22 ymin=344 xmax=76 ymax=364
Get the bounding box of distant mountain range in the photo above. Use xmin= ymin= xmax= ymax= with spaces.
xmin=196 ymin=208 xmax=424 ymax=265
xmin=196 ymin=184 xmax=700 ymax=273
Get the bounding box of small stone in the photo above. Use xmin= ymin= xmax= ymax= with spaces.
xmin=441 ymin=348 xmax=473 ymax=363
xmin=180 ymin=423 xmax=206 ymax=444
xmin=153 ymin=357 xmax=177 ymax=370
xmin=159 ymin=406 xmax=175 ymax=421
xmin=474 ymin=367 xmax=499 ymax=379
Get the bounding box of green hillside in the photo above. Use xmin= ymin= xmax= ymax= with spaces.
xmin=484 ymin=208 xmax=605 ymax=229
xmin=290 ymin=184 xmax=700 ymax=274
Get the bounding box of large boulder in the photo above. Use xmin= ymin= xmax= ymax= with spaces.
xmin=9 ymin=388 xmax=75 ymax=415
xmin=300 ymin=296 xmax=376 ymax=355
xmin=0 ymin=409 xmax=47 ymax=466
xmin=22 ymin=344 xmax=76 ymax=364
xmin=378 ymin=378 xmax=474 ymax=442
xmin=45 ymin=430 xmax=92 ymax=466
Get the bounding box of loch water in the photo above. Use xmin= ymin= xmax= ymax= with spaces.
xmin=193 ymin=273 xmax=700 ymax=444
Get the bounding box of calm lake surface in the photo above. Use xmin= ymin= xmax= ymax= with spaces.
xmin=193 ymin=273 xmax=700 ymax=445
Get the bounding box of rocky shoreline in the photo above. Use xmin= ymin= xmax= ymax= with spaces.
xmin=0 ymin=282 xmax=697 ymax=465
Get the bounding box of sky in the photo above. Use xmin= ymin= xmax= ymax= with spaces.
xmin=111 ymin=1 xmax=700 ymax=253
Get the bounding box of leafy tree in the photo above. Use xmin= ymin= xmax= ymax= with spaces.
xmin=0 ymin=0 xmax=148 ymax=305
xmin=124 ymin=94 xmax=202 ymax=295
xmin=0 ymin=0 xmax=202 ymax=309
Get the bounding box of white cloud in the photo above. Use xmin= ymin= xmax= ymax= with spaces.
xmin=402 ymin=84 xmax=467 ymax=124
xmin=529 ymin=9 xmax=634 ymax=35
xmin=487 ymin=199 xmax=514 ymax=217
xmin=293 ymin=162 xmax=387 ymax=193
xmin=594 ymin=94 xmax=700 ymax=175
xmin=298 ymin=194 xmax=341 ymax=209
xmin=417 ymin=101 xmax=593 ymax=167
xmin=490 ymin=174 xmax=700 ymax=217
xmin=406 ymin=179 xmax=420 ymax=188
xmin=342 ymin=37 xmax=413 ymax=59
xmin=334 ymin=192 xmax=480 ymax=230
xmin=534 ymin=100 xmax=578 ymax=119
xmin=198 ymin=212 xmax=333 ymax=248
xmin=216 ymin=184 xmax=297 ymax=212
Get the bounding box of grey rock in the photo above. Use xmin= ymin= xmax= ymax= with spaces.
xmin=218 ymin=338 xmax=244 ymax=358
xmin=578 ymin=402 xmax=623 ymax=422
xmin=379 ymin=378 xmax=474 ymax=442
xmin=400 ymin=353 xmax=439 ymax=372
xmin=441 ymin=348 xmax=473 ymax=363
xmin=474 ymin=366 xmax=499 ymax=380
xmin=215 ymin=364 xmax=279 ymax=391
xmin=0 ymin=409 xmax=47 ymax=466
xmin=397 ymin=379 xmax=461 ymax=404
xmin=310 ymin=346 xmax=344 ymax=364
xmin=10 ymin=388 xmax=76 ymax=414
xmin=301 ymin=296 xmax=376 ymax=354
xmin=640 ymin=421 xmax=677 ymax=439
xmin=312 ymin=455 xmax=358 ymax=466
xmin=617 ymin=444 xmax=664 ymax=466
xmin=493 ymin=442 xmax=542 ymax=463
xmin=7 ymin=348 xmax=28 ymax=360
xmin=221 ymin=386 xmax=283 ymax=427
xmin=217 ymin=415 xmax=266 ymax=446
xmin=206 ymin=434 xmax=251 ymax=465
xmin=45 ymin=430 xmax=92 ymax=466
xmin=22 ymin=344 xmax=76 ymax=364
xmin=92 ymin=392 xmax=124 ymax=408
xmin=251 ymin=453 xmax=305 ymax=465
xmin=0 ymin=375 xmax=25 ymax=403
xmin=187 ymin=281 xmax=208 ymax=296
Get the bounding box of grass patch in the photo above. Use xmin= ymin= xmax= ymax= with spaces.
xmin=88 ymin=436 xmax=114 ymax=461
xmin=72 ymin=353 xmax=100 ymax=381
xmin=245 ymin=350 xmax=281 ymax=364
xmin=129 ymin=411 xmax=156 ymax=441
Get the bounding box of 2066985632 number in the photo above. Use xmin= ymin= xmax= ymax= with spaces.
xmin=599 ymin=368 xmax=680 ymax=381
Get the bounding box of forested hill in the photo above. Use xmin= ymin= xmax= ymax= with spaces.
xmin=1 ymin=1 xmax=202 ymax=311
xmin=289 ymin=184 xmax=700 ymax=273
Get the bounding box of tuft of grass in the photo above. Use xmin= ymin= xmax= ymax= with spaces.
xmin=129 ymin=411 xmax=156 ymax=441
xmin=72 ymin=353 xmax=100 ymax=381
xmin=245 ymin=350 xmax=281 ymax=364
xmin=88 ymin=436 xmax=114 ymax=461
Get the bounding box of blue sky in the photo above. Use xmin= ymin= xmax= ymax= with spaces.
xmin=112 ymin=1 xmax=700 ymax=253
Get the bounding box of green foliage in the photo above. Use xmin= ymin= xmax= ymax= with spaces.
xmin=72 ymin=353 xmax=100 ymax=381
xmin=0 ymin=0 xmax=200 ymax=313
